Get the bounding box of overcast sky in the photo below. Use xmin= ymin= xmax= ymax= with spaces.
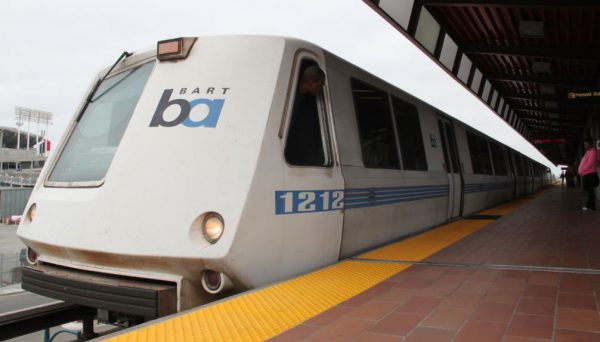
xmin=0 ymin=0 xmax=557 ymax=172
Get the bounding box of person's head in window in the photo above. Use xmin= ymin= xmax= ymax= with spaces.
xmin=299 ymin=65 xmax=325 ymax=96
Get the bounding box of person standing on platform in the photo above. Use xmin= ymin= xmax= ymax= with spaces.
xmin=565 ymin=165 xmax=575 ymax=188
xmin=578 ymin=138 xmax=599 ymax=211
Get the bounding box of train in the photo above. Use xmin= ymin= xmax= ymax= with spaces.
xmin=18 ymin=36 xmax=551 ymax=322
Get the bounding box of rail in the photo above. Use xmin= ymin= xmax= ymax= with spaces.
xmin=0 ymin=300 xmax=96 ymax=341
xmin=0 ymin=249 xmax=25 ymax=287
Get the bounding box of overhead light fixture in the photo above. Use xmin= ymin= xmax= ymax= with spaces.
xmin=519 ymin=21 xmax=544 ymax=38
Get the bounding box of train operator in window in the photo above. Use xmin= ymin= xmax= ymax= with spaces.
xmin=284 ymin=65 xmax=326 ymax=166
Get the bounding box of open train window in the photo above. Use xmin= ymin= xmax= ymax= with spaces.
xmin=391 ymin=96 xmax=428 ymax=171
xmin=351 ymin=78 xmax=400 ymax=169
xmin=466 ymin=131 xmax=493 ymax=175
xmin=284 ymin=60 xmax=332 ymax=167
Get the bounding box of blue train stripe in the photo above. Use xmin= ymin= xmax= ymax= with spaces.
xmin=275 ymin=184 xmax=449 ymax=215
xmin=344 ymin=190 xmax=448 ymax=203
xmin=346 ymin=188 xmax=448 ymax=197
xmin=344 ymin=190 xmax=448 ymax=209
xmin=346 ymin=186 xmax=448 ymax=195
xmin=275 ymin=181 xmax=513 ymax=214
xmin=463 ymin=181 xmax=512 ymax=193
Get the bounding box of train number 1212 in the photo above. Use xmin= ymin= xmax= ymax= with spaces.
xmin=275 ymin=190 xmax=344 ymax=215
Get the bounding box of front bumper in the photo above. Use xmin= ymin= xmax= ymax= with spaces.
xmin=22 ymin=263 xmax=177 ymax=318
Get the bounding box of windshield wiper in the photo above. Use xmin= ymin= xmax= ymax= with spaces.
xmin=91 ymin=66 xmax=137 ymax=103
xmin=76 ymin=51 xmax=132 ymax=121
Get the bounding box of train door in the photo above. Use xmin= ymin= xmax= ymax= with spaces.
xmin=278 ymin=55 xmax=345 ymax=268
xmin=528 ymin=161 xmax=535 ymax=192
xmin=523 ymin=158 xmax=531 ymax=193
xmin=437 ymin=116 xmax=463 ymax=218
xmin=508 ymin=151 xmax=517 ymax=199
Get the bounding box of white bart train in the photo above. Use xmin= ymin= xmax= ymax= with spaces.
xmin=18 ymin=36 xmax=550 ymax=320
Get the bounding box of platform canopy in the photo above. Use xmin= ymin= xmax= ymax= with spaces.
xmin=365 ymin=0 xmax=600 ymax=165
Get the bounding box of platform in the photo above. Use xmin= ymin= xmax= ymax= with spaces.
xmin=105 ymin=185 xmax=600 ymax=342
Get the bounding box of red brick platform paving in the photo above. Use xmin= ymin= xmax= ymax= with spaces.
xmin=271 ymin=187 xmax=600 ymax=341
xmin=429 ymin=187 xmax=600 ymax=269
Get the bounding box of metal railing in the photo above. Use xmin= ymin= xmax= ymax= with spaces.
xmin=0 ymin=147 xmax=41 ymax=161
xmin=0 ymin=173 xmax=37 ymax=187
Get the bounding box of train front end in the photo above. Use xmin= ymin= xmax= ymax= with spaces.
xmin=17 ymin=36 xmax=286 ymax=320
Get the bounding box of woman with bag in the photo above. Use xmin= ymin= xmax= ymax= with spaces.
xmin=578 ymin=138 xmax=599 ymax=211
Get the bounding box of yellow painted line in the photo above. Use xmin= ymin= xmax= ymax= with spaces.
xmin=106 ymin=261 xmax=408 ymax=342
xmin=358 ymin=219 xmax=492 ymax=261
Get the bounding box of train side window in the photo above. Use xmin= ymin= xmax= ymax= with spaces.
xmin=351 ymin=78 xmax=400 ymax=169
xmin=524 ymin=158 xmax=532 ymax=176
xmin=513 ymin=153 xmax=524 ymax=176
xmin=437 ymin=120 xmax=451 ymax=171
xmin=391 ymin=96 xmax=428 ymax=171
xmin=284 ymin=60 xmax=331 ymax=167
xmin=518 ymin=156 xmax=527 ymax=176
xmin=489 ymin=142 xmax=508 ymax=175
xmin=466 ymin=131 xmax=493 ymax=175
xmin=444 ymin=121 xmax=461 ymax=172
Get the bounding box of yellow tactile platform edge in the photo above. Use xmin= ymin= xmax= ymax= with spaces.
xmin=358 ymin=193 xmax=536 ymax=262
xmin=477 ymin=198 xmax=529 ymax=216
xmin=357 ymin=219 xmax=492 ymax=262
xmin=106 ymin=261 xmax=407 ymax=342
xmin=108 ymin=194 xmax=536 ymax=342
xmin=479 ymin=190 xmax=542 ymax=216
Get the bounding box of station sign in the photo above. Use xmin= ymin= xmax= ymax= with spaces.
xmin=533 ymin=138 xmax=566 ymax=144
xmin=567 ymin=90 xmax=600 ymax=103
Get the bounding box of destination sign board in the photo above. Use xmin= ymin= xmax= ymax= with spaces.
xmin=568 ymin=91 xmax=600 ymax=103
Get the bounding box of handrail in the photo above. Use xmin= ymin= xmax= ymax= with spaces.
xmin=0 ymin=173 xmax=37 ymax=187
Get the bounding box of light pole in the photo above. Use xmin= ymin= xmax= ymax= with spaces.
xmin=15 ymin=114 xmax=23 ymax=150
xmin=14 ymin=107 xmax=53 ymax=166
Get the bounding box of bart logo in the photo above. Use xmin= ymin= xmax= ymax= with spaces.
xmin=150 ymin=89 xmax=224 ymax=128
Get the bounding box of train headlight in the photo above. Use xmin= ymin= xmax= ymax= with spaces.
xmin=26 ymin=203 xmax=37 ymax=223
xmin=26 ymin=247 xmax=39 ymax=264
xmin=201 ymin=270 xmax=233 ymax=294
xmin=202 ymin=213 xmax=224 ymax=244
xmin=157 ymin=37 xmax=197 ymax=61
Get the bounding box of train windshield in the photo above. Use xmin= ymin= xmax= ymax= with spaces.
xmin=47 ymin=61 xmax=155 ymax=186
